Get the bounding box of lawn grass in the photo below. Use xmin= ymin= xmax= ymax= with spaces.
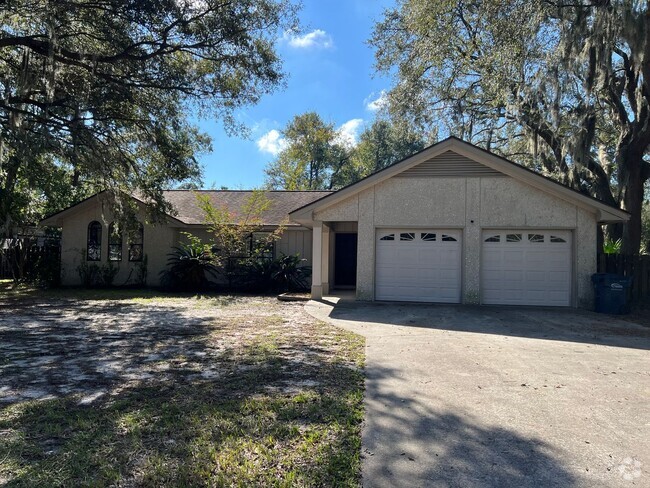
xmin=0 ymin=294 xmax=365 ymax=487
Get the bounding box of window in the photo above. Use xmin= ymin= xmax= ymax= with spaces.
xmin=87 ymin=221 xmax=102 ymax=261
xmin=506 ymin=233 xmax=522 ymax=242
xmin=485 ymin=235 xmax=500 ymax=242
xmin=441 ymin=234 xmax=457 ymax=242
xmin=528 ymin=233 xmax=544 ymax=243
xmin=421 ymin=233 xmax=436 ymax=241
xmin=400 ymin=232 xmax=415 ymax=241
xmin=108 ymin=222 xmax=122 ymax=261
xmin=128 ymin=223 xmax=144 ymax=262
xmin=379 ymin=234 xmax=395 ymax=241
xmin=550 ymin=235 xmax=567 ymax=243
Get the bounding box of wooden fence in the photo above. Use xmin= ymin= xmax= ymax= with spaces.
xmin=0 ymin=238 xmax=61 ymax=283
xmin=597 ymin=253 xmax=650 ymax=303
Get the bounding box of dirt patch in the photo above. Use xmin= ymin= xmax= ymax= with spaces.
xmin=0 ymin=293 xmax=365 ymax=486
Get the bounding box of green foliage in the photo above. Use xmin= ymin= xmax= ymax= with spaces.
xmin=160 ymin=239 xmax=218 ymax=292
xmin=265 ymin=112 xmax=350 ymax=190
xmin=270 ymin=253 xmax=311 ymax=291
xmin=0 ymin=0 xmax=299 ymax=234
xmin=346 ymin=119 xmax=427 ymax=183
xmin=1 ymin=237 xmax=61 ymax=286
xmin=77 ymin=252 xmax=119 ymax=287
xmin=371 ymin=0 xmax=650 ymax=252
xmin=197 ymin=191 xmax=285 ymax=288
xmin=603 ymin=238 xmax=622 ymax=255
xmin=265 ymin=112 xmax=426 ymax=189
xmin=242 ymin=253 xmax=311 ymax=292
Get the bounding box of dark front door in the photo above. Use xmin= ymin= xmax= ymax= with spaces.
xmin=334 ymin=233 xmax=357 ymax=288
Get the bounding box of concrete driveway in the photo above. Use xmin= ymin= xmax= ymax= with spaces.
xmin=306 ymin=298 xmax=650 ymax=488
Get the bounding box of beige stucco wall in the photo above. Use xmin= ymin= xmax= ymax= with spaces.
xmin=315 ymin=175 xmax=598 ymax=308
xmin=59 ymin=202 xmax=177 ymax=287
xmin=59 ymin=202 xmax=313 ymax=287
xmin=314 ymin=194 xmax=359 ymax=221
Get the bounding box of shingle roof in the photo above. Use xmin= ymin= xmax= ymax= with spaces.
xmin=161 ymin=190 xmax=333 ymax=226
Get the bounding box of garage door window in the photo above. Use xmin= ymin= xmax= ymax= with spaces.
xmin=376 ymin=228 xmax=462 ymax=303
xmin=481 ymin=230 xmax=571 ymax=306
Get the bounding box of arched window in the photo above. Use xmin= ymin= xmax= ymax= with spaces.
xmin=108 ymin=222 xmax=122 ymax=261
xmin=87 ymin=221 xmax=102 ymax=261
xmin=128 ymin=223 xmax=144 ymax=262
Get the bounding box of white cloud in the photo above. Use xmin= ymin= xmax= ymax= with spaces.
xmin=256 ymin=129 xmax=287 ymax=156
xmin=282 ymin=29 xmax=334 ymax=49
xmin=365 ymin=90 xmax=388 ymax=112
xmin=334 ymin=119 xmax=364 ymax=148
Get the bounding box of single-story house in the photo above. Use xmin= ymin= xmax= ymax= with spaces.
xmin=41 ymin=190 xmax=329 ymax=288
xmin=42 ymin=137 xmax=629 ymax=307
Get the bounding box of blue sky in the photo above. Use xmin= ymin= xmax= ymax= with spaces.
xmin=195 ymin=0 xmax=395 ymax=189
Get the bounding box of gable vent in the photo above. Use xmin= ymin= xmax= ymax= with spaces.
xmin=396 ymin=150 xmax=505 ymax=178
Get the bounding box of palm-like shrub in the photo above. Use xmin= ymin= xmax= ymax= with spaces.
xmin=271 ymin=253 xmax=311 ymax=291
xmin=160 ymin=242 xmax=219 ymax=291
xmin=242 ymin=253 xmax=311 ymax=292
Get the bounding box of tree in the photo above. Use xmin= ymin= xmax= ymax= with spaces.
xmin=265 ymin=112 xmax=349 ymax=190
xmin=347 ymin=119 xmax=427 ymax=183
xmin=197 ymin=190 xmax=285 ymax=287
xmin=372 ymin=0 xmax=650 ymax=252
xmin=0 ymin=0 xmax=298 ymax=236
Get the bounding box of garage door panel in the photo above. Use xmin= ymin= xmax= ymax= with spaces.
xmin=481 ymin=230 xmax=571 ymax=306
xmin=376 ymin=229 xmax=461 ymax=303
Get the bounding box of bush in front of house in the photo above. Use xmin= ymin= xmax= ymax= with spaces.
xmin=77 ymin=254 xmax=119 ymax=288
xmin=241 ymin=253 xmax=311 ymax=293
xmin=160 ymin=242 xmax=219 ymax=292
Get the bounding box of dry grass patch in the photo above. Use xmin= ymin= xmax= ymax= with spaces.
xmin=0 ymin=293 xmax=364 ymax=487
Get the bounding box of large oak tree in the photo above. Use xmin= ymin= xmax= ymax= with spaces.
xmin=372 ymin=0 xmax=650 ymax=253
xmin=0 ymin=0 xmax=298 ymax=235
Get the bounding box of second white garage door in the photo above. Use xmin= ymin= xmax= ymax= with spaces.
xmin=375 ymin=229 xmax=462 ymax=303
xmin=481 ymin=230 xmax=572 ymax=306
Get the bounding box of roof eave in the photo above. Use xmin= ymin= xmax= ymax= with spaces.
xmin=289 ymin=137 xmax=629 ymax=224
xmin=289 ymin=138 xmax=458 ymax=218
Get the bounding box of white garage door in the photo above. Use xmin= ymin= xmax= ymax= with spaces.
xmin=481 ymin=230 xmax=572 ymax=306
xmin=375 ymin=229 xmax=462 ymax=303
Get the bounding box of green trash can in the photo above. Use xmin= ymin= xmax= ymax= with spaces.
xmin=591 ymin=273 xmax=633 ymax=314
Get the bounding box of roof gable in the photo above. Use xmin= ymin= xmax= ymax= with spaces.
xmin=289 ymin=137 xmax=629 ymax=224
xmin=396 ymin=150 xmax=504 ymax=178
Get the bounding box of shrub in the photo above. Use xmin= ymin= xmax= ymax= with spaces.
xmin=603 ymin=238 xmax=622 ymax=255
xmin=77 ymin=252 xmax=119 ymax=287
xmin=160 ymin=242 xmax=219 ymax=291
xmin=242 ymin=253 xmax=311 ymax=293
xmin=271 ymin=253 xmax=311 ymax=291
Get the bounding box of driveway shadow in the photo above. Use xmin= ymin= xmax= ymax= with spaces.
xmin=326 ymin=300 xmax=650 ymax=350
xmin=363 ymin=365 xmax=579 ymax=487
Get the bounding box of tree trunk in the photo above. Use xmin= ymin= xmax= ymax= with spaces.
xmin=0 ymin=158 xmax=20 ymax=238
xmin=619 ymin=141 xmax=647 ymax=254
xmin=621 ymin=163 xmax=644 ymax=254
